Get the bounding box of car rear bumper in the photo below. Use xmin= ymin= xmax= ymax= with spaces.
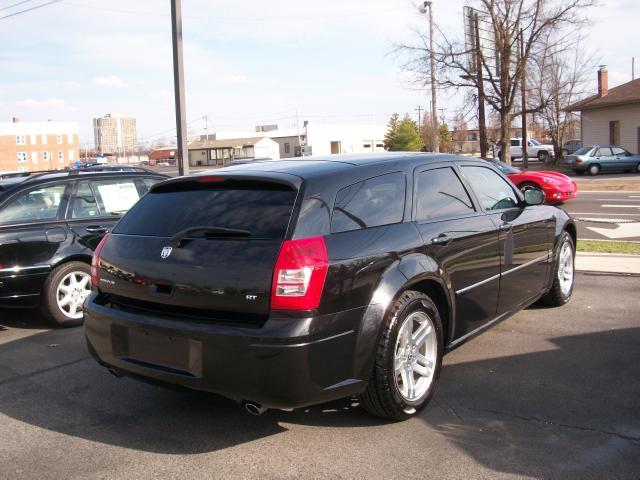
xmin=83 ymin=293 xmax=369 ymax=409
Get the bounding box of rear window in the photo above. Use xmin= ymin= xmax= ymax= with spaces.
xmin=331 ymin=172 xmax=405 ymax=233
xmin=113 ymin=182 xmax=297 ymax=238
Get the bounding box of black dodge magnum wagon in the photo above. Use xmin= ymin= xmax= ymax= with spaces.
xmin=84 ymin=153 xmax=576 ymax=420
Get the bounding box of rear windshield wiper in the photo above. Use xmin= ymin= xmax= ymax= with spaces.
xmin=170 ymin=226 xmax=251 ymax=247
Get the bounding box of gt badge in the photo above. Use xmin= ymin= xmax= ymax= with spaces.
xmin=161 ymin=246 xmax=173 ymax=259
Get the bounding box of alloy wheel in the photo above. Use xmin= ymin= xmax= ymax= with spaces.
xmin=56 ymin=271 xmax=91 ymax=319
xmin=558 ymin=239 xmax=574 ymax=297
xmin=394 ymin=311 xmax=438 ymax=402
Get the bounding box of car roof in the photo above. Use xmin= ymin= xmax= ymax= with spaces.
xmin=0 ymin=169 xmax=168 ymax=196
xmin=213 ymin=152 xmax=471 ymax=178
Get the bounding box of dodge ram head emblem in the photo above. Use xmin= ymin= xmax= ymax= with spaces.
xmin=160 ymin=246 xmax=173 ymax=259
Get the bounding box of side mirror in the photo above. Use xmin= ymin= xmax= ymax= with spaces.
xmin=523 ymin=188 xmax=545 ymax=206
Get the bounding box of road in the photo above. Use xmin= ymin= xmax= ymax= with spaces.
xmin=1 ymin=272 xmax=638 ymax=479
xmin=562 ymin=191 xmax=640 ymax=241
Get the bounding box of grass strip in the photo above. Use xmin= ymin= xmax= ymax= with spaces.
xmin=578 ymin=240 xmax=640 ymax=255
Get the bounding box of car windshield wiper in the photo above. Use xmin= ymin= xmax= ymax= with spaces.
xmin=170 ymin=225 xmax=251 ymax=247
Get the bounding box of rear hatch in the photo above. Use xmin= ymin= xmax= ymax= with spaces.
xmin=96 ymin=176 xmax=299 ymax=323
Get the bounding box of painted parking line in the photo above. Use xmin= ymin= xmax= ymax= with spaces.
xmin=601 ymin=204 xmax=640 ymax=208
xmin=568 ymin=212 xmax=640 ymax=216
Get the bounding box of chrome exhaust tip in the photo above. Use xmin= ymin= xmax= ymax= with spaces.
xmin=243 ymin=401 xmax=267 ymax=416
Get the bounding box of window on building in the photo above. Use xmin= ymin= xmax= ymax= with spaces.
xmin=363 ymin=143 xmax=372 ymax=149
xmin=56 ymin=135 xmax=63 ymax=144
xmin=467 ymin=132 xmax=478 ymax=141
xmin=68 ymin=149 xmax=75 ymax=161
xmin=609 ymin=121 xmax=620 ymax=145
xmin=16 ymin=135 xmax=26 ymax=145
xmin=30 ymin=135 xmax=37 ymax=145
xmin=43 ymin=151 xmax=50 ymax=161
xmin=17 ymin=152 xmax=28 ymax=163
xmin=41 ymin=134 xmax=47 ymax=144
xmin=57 ymin=151 xmax=64 ymax=162
xmin=31 ymin=152 xmax=38 ymax=164
xmin=415 ymin=167 xmax=475 ymax=222
xmin=284 ymin=143 xmax=290 ymax=154
xmin=331 ymin=173 xmax=405 ymax=233
xmin=67 ymin=133 xmax=73 ymax=143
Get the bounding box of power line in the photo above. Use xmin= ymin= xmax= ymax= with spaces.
xmin=62 ymin=1 xmax=406 ymax=23
xmin=0 ymin=0 xmax=61 ymax=20
xmin=0 ymin=0 xmax=37 ymax=12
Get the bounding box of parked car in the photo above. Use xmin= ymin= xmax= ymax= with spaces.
xmin=497 ymin=138 xmax=555 ymax=162
xmin=0 ymin=169 xmax=168 ymax=326
xmin=485 ymin=158 xmax=577 ymax=203
xmin=84 ymin=153 xmax=576 ymax=420
xmin=563 ymin=145 xmax=640 ymax=175
xmin=562 ymin=139 xmax=582 ymax=157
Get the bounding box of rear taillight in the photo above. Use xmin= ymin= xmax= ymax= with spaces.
xmin=91 ymin=233 xmax=110 ymax=288
xmin=575 ymin=158 xmax=582 ymax=164
xmin=271 ymin=236 xmax=328 ymax=310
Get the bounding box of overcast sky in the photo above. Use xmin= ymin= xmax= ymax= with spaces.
xmin=0 ymin=0 xmax=637 ymax=146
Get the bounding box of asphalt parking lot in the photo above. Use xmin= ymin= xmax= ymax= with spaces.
xmin=1 ymin=272 xmax=639 ymax=479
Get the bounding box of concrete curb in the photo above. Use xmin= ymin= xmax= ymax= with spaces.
xmin=575 ymin=252 xmax=640 ymax=274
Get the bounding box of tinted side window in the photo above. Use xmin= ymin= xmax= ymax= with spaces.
xmin=331 ymin=173 xmax=405 ymax=233
xmin=91 ymin=178 xmax=141 ymax=216
xmin=510 ymin=139 xmax=520 ymax=147
xmin=415 ymin=167 xmax=475 ymax=222
xmin=0 ymin=184 xmax=66 ymax=225
xmin=71 ymin=181 xmax=100 ymax=219
xmin=461 ymin=166 xmax=518 ymax=211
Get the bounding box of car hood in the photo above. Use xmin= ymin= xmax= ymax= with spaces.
xmin=517 ymin=170 xmax=575 ymax=185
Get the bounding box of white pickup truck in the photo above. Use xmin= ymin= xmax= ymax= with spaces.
xmin=497 ymin=138 xmax=554 ymax=162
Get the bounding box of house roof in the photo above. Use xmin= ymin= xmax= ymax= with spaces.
xmin=188 ymin=137 xmax=270 ymax=149
xmin=566 ymin=78 xmax=640 ymax=111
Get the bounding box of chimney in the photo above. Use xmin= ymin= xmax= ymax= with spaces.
xmin=598 ymin=66 xmax=608 ymax=97
xmin=12 ymin=116 xmax=19 ymax=123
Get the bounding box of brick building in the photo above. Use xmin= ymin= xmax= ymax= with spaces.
xmin=0 ymin=118 xmax=79 ymax=173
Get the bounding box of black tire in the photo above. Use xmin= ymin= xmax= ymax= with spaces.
xmin=541 ymin=232 xmax=575 ymax=307
xmin=636 ymin=163 xmax=640 ymax=173
xmin=359 ymin=291 xmax=443 ymax=421
xmin=538 ymin=151 xmax=550 ymax=163
xmin=40 ymin=261 xmax=91 ymax=327
xmin=588 ymin=164 xmax=600 ymax=176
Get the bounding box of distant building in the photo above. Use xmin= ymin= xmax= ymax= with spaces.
xmin=93 ymin=113 xmax=137 ymax=155
xmin=566 ymin=67 xmax=640 ymax=154
xmin=0 ymin=118 xmax=79 ymax=173
xmin=149 ymin=147 xmax=177 ymax=165
xmin=188 ymin=137 xmax=280 ymax=167
xmin=302 ymin=122 xmax=386 ymax=156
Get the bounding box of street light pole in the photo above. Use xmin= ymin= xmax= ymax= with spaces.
xmin=171 ymin=0 xmax=189 ymax=176
xmin=420 ymin=1 xmax=439 ymax=153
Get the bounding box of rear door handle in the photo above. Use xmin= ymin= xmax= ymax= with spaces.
xmin=85 ymin=225 xmax=109 ymax=234
xmin=430 ymin=234 xmax=452 ymax=246
xmin=498 ymin=222 xmax=512 ymax=232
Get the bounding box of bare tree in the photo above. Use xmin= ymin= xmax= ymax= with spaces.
xmin=530 ymin=31 xmax=594 ymax=162
xmin=398 ymin=0 xmax=594 ymax=164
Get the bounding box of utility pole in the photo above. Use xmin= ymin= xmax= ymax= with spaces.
xmin=420 ymin=1 xmax=439 ymax=153
xmin=203 ymin=115 xmax=209 ymax=143
xmin=520 ymin=27 xmax=528 ymax=169
xmin=633 ymin=57 xmax=636 ymax=80
xmin=474 ymin=13 xmax=488 ymax=158
xmin=171 ymin=0 xmax=189 ymax=176
xmin=415 ymin=105 xmax=424 ymax=129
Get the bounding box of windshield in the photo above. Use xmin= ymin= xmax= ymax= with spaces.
xmin=573 ymin=147 xmax=594 ymax=156
xmin=487 ymin=159 xmax=521 ymax=174
xmin=529 ymin=139 xmax=541 ymax=146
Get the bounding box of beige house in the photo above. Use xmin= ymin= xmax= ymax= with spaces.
xmin=0 ymin=118 xmax=79 ymax=173
xmin=567 ymin=67 xmax=640 ymax=154
xmin=187 ymin=137 xmax=281 ymax=167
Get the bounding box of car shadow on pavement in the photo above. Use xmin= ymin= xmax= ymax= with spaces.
xmin=0 ymin=308 xmax=51 ymax=330
xmin=0 ymin=324 xmax=638 ymax=478
xmin=420 ymin=327 xmax=640 ymax=479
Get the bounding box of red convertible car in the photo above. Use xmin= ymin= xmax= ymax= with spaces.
xmin=486 ymin=158 xmax=578 ymax=203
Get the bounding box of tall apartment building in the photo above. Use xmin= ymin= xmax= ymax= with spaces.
xmin=93 ymin=113 xmax=137 ymax=154
xmin=0 ymin=118 xmax=79 ymax=173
